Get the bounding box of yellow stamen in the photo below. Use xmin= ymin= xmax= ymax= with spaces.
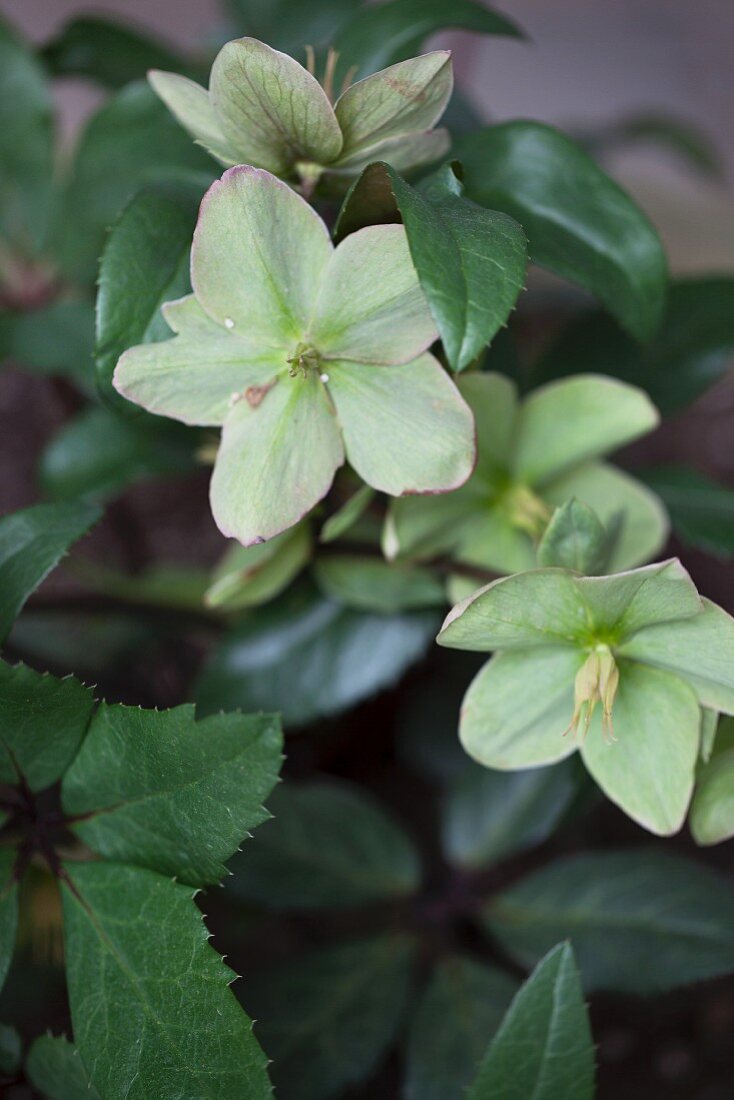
xmin=564 ymin=646 xmax=619 ymax=743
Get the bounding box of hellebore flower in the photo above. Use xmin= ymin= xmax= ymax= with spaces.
xmin=149 ymin=38 xmax=452 ymax=187
xmin=385 ymin=372 xmax=667 ymax=574
xmin=437 ymin=559 xmax=734 ymax=835
xmin=114 ymin=166 xmax=474 ymax=546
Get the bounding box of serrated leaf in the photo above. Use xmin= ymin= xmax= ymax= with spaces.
xmin=43 ymin=15 xmax=193 ymax=89
xmin=227 ymin=778 xmax=420 ymax=909
xmin=333 ymin=0 xmax=523 ymax=80
xmin=26 ymin=1035 xmax=100 ymax=1100
xmin=405 ymin=956 xmax=517 ymax=1100
xmin=0 ymin=661 xmax=94 ymax=792
xmin=336 ymin=162 xmax=527 ymax=371
xmin=485 ymin=850 xmax=734 ymax=993
xmin=639 ymin=466 xmax=734 ymax=559
xmin=442 ymin=761 xmax=578 ymax=869
xmin=0 ymin=852 xmax=18 ymax=998
xmin=245 ymin=935 xmax=414 ymax=1100
xmin=458 ymin=121 xmax=668 ymax=341
xmin=195 ymin=585 xmax=438 ymax=728
xmin=313 ymin=554 xmax=445 ymax=613
xmin=467 ymin=943 xmax=595 ymax=1100
xmin=0 ymin=500 xmax=101 ymax=643
xmin=61 ymin=861 xmax=272 ymax=1099
xmin=62 ymin=703 xmax=282 ymax=887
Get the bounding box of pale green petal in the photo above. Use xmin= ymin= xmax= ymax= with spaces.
xmin=383 ymin=487 xmax=482 ymax=562
xmin=205 ymin=523 xmax=311 ymax=609
xmin=113 ymin=296 xmax=281 ymax=426
xmin=209 ymin=37 xmax=342 ymax=174
xmin=618 ymin=599 xmax=734 ymax=713
xmin=327 ymin=128 xmax=451 ymax=176
xmin=457 ymin=372 xmax=518 ymax=481
xmin=544 ymin=460 xmax=668 ymax=571
xmin=580 ymin=663 xmax=700 ymax=835
xmin=460 ymin=648 xmax=583 ymax=769
xmin=438 ymin=570 xmax=592 ymax=653
xmin=210 ymin=373 xmax=343 ymax=545
xmin=148 ymin=70 xmax=236 ymax=166
xmin=577 ymin=558 xmax=702 ymax=639
xmin=192 ymin=166 xmax=332 ymax=345
xmin=456 ymin=506 xmax=536 ymax=575
xmin=312 ymin=225 xmax=437 ymax=364
xmin=513 ymin=375 xmax=660 ymax=487
xmin=334 ymin=52 xmax=452 ymax=159
xmin=690 ymin=747 xmax=734 ymax=845
xmin=326 ymin=353 xmax=474 ymax=495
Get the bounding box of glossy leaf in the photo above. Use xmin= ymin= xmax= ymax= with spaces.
xmin=0 ymin=500 xmax=100 ymax=643
xmin=639 ymin=466 xmax=734 ymax=559
xmin=0 ymin=662 xmax=94 ymax=792
xmin=313 ymin=554 xmax=445 ymax=613
xmin=458 ymin=121 xmax=668 ymax=341
xmin=227 ymin=778 xmax=420 ymax=909
xmin=485 ymin=850 xmax=734 ymax=992
xmin=63 ymin=703 xmax=282 ymax=887
xmin=195 ymin=586 xmax=438 ymax=727
xmin=0 ymin=852 xmax=18 ymax=997
xmin=43 ymin=15 xmax=192 ymax=89
xmin=62 ymin=861 xmax=272 ymax=1099
xmin=405 ymin=956 xmax=518 ymax=1100
xmin=26 ymin=1036 xmax=100 ymax=1100
xmin=333 ymin=0 xmax=524 ymax=80
xmin=223 ymin=0 xmax=362 ymax=54
xmin=467 ymin=943 xmax=595 ymax=1100
xmin=245 ymin=935 xmax=415 ymax=1100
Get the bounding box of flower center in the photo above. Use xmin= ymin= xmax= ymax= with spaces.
xmin=287 ymin=343 xmax=321 ymax=379
xmin=564 ymin=645 xmax=619 ymax=743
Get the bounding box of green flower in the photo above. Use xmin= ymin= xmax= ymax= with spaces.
xmin=385 ymin=372 xmax=667 ymax=574
xmin=437 ymin=559 xmax=734 ymax=835
xmin=114 ymin=166 xmax=474 ymax=546
xmin=149 ymin=38 xmax=452 ymax=187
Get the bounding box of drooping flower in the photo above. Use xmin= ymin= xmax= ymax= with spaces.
xmin=437 ymin=559 xmax=734 ymax=835
xmin=114 ymin=166 xmax=474 ymax=546
xmin=385 ymin=372 xmax=667 ymax=575
xmin=149 ymin=38 xmax=452 ymax=188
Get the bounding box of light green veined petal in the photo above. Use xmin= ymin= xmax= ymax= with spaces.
xmin=312 ymin=224 xmax=437 ymax=364
xmin=210 ymin=373 xmax=344 ymax=545
xmin=580 ymin=662 xmax=700 ymax=835
xmin=209 ymin=37 xmax=342 ymax=174
xmin=577 ymin=558 xmax=702 ymax=639
xmin=690 ymin=746 xmax=734 ymax=846
xmin=327 ymin=128 xmax=451 ymax=176
xmin=147 ymin=70 xmax=236 ymax=166
xmin=456 ymin=506 xmax=536 ymax=575
xmin=383 ymin=486 xmax=482 ymax=562
xmin=544 ymin=460 xmax=669 ymax=571
xmin=192 ymin=165 xmax=332 ymax=344
xmin=457 ymin=372 xmax=519 ymax=481
xmin=334 ymin=52 xmax=452 ymax=160
xmin=326 ymin=353 xmax=474 ymax=495
xmin=460 ymin=647 xmax=584 ymax=769
xmin=513 ymin=375 xmax=659 ymax=487
xmin=618 ymin=599 xmax=734 ymax=713
xmin=113 ymin=295 xmax=282 ymax=426
xmin=438 ymin=570 xmax=592 ymax=653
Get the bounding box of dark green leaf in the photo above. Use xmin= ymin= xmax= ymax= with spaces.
xmin=333 ymin=0 xmax=524 ymax=80
xmin=485 ymin=850 xmax=734 ymax=993
xmin=457 ymin=121 xmax=668 ymax=341
xmin=43 ymin=16 xmax=193 ymax=90
xmin=195 ymin=585 xmax=438 ymax=728
xmin=224 ymin=0 xmax=362 ymax=54
xmin=54 ymin=83 xmax=213 ymax=283
xmin=62 ymin=861 xmax=272 ymax=1099
xmin=1 ymin=300 xmax=94 ymax=386
xmin=245 ymin=935 xmax=414 ymax=1100
xmin=0 ymin=1023 xmax=20 ymax=1075
xmin=0 ymin=662 xmax=94 ymax=792
xmin=313 ymin=554 xmax=445 ymax=613
xmin=336 ymin=162 xmax=527 ymax=371
xmin=0 ymin=500 xmax=101 ymax=643
xmin=62 ymin=703 xmax=282 ymax=887
xmin=227 ymin=778 xmax=420 ymax=909
xmin=26 ymin=1035 xmax=100 ymax=1100
xmin=638 ymin=466 xmax=734 ymax=559
xmin=405 ymin=956 xmax=517 ymax=1100
xmin=533 ymin=277 xmax=734 ymax=413
xmin=467 ymin=943 xmax=595 ymax=1100
xmin=442 ymin=761 xmax=577 ymax=869
xmin=537 ymin=498 xmax=607 ymax=573
xmin=39 ymin=406 xmax=196 ymax=502
xmin=8 ymin=611 xmax=148 ymax=680
xmin=0 ymin=852 xmax=18 ymax=998
xmin=0 ymin=17 xmax=54 ymax=256
xmin=96 ymin=178 xmax=205 ymax=413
